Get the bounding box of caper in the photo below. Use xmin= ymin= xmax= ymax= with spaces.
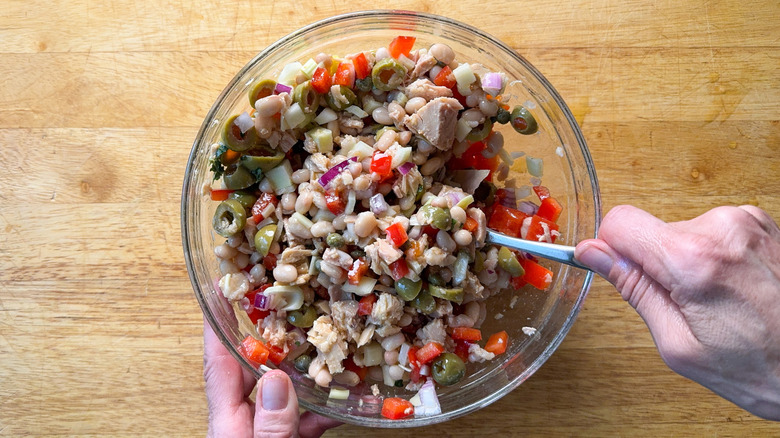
xmin=326 ymin=232 xmax=345 ymax=248
xmin=428 ymin=285 xmax=464 ymax=304
xmin=510 ymin=105 xmax=538 ymax=135
xmin=248 ymin=79 xmax=277 ymax=107
xmin=254 ymin=224 xmax=277 ymax=257
xmin=287 ymin=306 xmax=318 ymax=328
xmin=240 ymin=147 xmax=285 ymax=173
xmin=350 ymin=249 xmax=366 ymax=259
xmin=371 ymin=58 xmax=407 ymax=91
xmin=325 ymin=85 xmax=357 ymax=111
xmin=293 ymin=80 xmax=320 ymax=114
xmin=294 ymin=354 xmax=313 ymax=373
xmin=432 ymin=353 xmax=466 ymax=386
xmin=410 ymin=289 xmax=436 ymax=314
xmin=420 ymin=205 xmax=451 ymax=231
xmin=495 ymin=107 xmax=511 ymax=124
xmin=427 ymin=272 xmax=445 ymax=287
xmin=466 ymin=118 xmax=494 ymax=142
xmin=222 ymin=114 xmax=259 ymax=152
xmin=228 ymin=190 xmax=257 ymax=209
xmin=498 ymin=246 xmax=525 ymax=277
xmin=355 ymin=76 xmax=373 ymax=92
xmin=212 ymin=199 xmax=247 ymax=238
xmin=395 ymin=278 xmax=422 ymax=301
xmin=222 ymin=164 xmax=256 ymax=190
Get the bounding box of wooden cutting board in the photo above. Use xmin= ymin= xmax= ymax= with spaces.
xmin=1 ymin=1 xmax=778 ymax=436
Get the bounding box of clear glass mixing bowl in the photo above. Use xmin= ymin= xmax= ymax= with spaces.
xmin=182 ymin=9 xmax=601 ymax=428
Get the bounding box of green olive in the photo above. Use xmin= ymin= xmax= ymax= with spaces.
xmin=240 ymin=146 xmax=285 ymax=173
xmin=254 ymin=224 xmax=277 ymax=257
xmin=395 ymin=278 xmax=422 ymax=301
xmin=432 ymin=353 xmax=466 ymax=386
xmin=372 ymin=58 xmax=407 ymax=91
xmin=326 ymin=232 xmax=345 ymax=248
xmin=287 ymin=306 xmax=318 ymax=328
xmin=248 ymin=79 xmax=277 ymax=107
xmin=294 ymin=354 xmax=312 ymax=373
xmin=510 ymin=105 xmax=538 ymax=135
xmin=495 ymin=107 xmax=511 ymax=124
xmin=498 ymin=246 xmax=525 ymax=277
xmin=419 ymin=205 xmax=452 ymax=231
xmin=228 ymin=190 xmax=258 ymax=209
xmin=222 ymin=114 xmax=259 ymax=152
xmin=223 ymin=164 xmax=256 ymax=190
xmin=473 ymin=251 xmax=486 ymax=273
xmin=410 ymin=289 xmax=436 ymax=314
xmin=466 ymin=118 xmax=493 ymax=142
xmin=427 ymin=272 xmax=445 ymax=287
xmin=325 ymin=85 xmax=357 ymax=111
xmin=293 ymin=80 xmax=320 ymax=114
xmin=212 ymin=199 xmax=247 ymax=237
xmin=428 ymin=285 xmax=464 ymax=304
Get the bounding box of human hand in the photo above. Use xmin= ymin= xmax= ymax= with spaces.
xmin=203 ymin=320 xmax=342 ymax=437
xmin=574 ymin=205 xmax=780 ymax=420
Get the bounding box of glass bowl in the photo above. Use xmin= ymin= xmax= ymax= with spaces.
xmin=182 ymin=10 xmax=600 ymax=428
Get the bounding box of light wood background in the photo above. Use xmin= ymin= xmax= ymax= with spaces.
xmin=1 ymin=1 xmax=778 ymax=436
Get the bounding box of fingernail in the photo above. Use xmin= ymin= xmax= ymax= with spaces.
xmin=261 ymin=373 xmax=289 ymax=411
xmin=578 ymin=245 xmax=613 ymax=278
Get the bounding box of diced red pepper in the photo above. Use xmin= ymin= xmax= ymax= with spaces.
xmin=325 ymin=190 xmax=346 ymax=215
xmin=262 ymin=253 xmax=277 ymax=271
xmin=519 ymin=258 xmax=554 ymax=290
xmin=488 ymin=205 xmax=530 ymax=237
xmin=251 ymin=192 xmax=279 ymax=223
xmin=454 ymin=340 xmax=472 ymax=362
xmin=358 ymin=293 xmax=377 ymax=316
xmin=526 ymin=214 xmax=559 ymax=243
xmin=210 ymin=189 xmax=233 ymax=201
xmin=311 ymin=66 xmax=332 ymax=94
xmin=347 ymin=258 xmax=369 ymax=285
xmin=533 ymin=185 xmax=551 ymax=201
xmin=388 ymin=36 xmax=416 ymax=59
xmin=451 ymin=327 xmax=482 ymax=342
xmin=389 ymin=258 xmax=409 ymax=281
xmin=463 ymin=217 xmax=478 ymax=233
xmin=448 ymin=141 xmax=499 ymax=178
xmin=451 ymin=86 xmax=469 ymax=107
xmin=415 ymin=341 xmax=445 ymax=364
xmin=352 ymin=52 xmax=371 ymax=80
xmin=267 ymin=345 xmax=288 ymax=366
xmin=407 ymin=346 xmax=419 ymax=367
xmin=381 ymin=397 xmax=414 ymax=420
xmin=385 ymin=222 xmax=408 ymax=247
xmin=334 ymin=62 xmax=356 ymax=89
xmin=240 ymin=335 xmax=270 ymax=365
xmin=484 ymin=331 xmax=508 ymax=356
xmin=409 ymin=364 xmax=423 ymax=383
xmin=433 ymin=65 xmax=456 ymax=88
xmin=510 ymin=275 xmax=527 ymax=290
xmin=421 ymin=225 xmax=439 ymax=243
xmin=370 ymin=151 xmax=393 ymax=178
xmin=536 ymin=196 xmax=563 ymax=223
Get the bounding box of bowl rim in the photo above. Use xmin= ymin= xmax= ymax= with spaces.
xmin=181 ymin=8 xmax=601 ymax=427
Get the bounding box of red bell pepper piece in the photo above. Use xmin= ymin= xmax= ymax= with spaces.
xmin=532 ymin=185 xmax=551 ymax=201
xmin=385 ymin=222 xmax=408 ymax=247
xmin=488 ymin=205 xmax=529 ymax=237
xmin=526 ymin=214 xmax=559 ymax=243
xmin=352 ymin=52 xmax=371 ymax=80
xmin=510 ymin=275 xmax=527 ymax=290
xmin=210 ymin=189 xmax=233 ymax=201
xmin=388 ymin=36 xmax=416 ymax=59
xmin=325 ymin=190 xmax=346 ymax=215
xmin=240 ymin=335 xmax=270 ymax=365
xmin=267 ymin=345 xmax=288 ymax=366
xmin=433 ymin=65 xmax=456 ymax=88
xmin=454 ymin=340 xmax=472 ymax=362
xmin=463 ymin=217 xmax=478 ymax=233
xmin=334 ymin=62 xmax=355 ymax=89
xmin=519 ymin=258 xmax=554 ymax=290
xmin=262 ymin=253 xmax=277 ymax=271
xmin=370 ymin=151 xmax=393 ymax=178
xmin=484 ymin=331 xmax=508 ymax=355
xmin=381 ymin=397 xmax=414 ymax=419
xmin=536 ymin=196 xmax=563 ymax=222
xmin=448 ymin=141 xmax=499 ymax=178
xmin=415 ymin=341 xmax=445 ymax=364
xmin=251 ymin=192 xmax=279 ymax=223
xmin=451 ymin=327 xmax=482 ymax=342
xmin=311 ymin=66 xmax=332 ymax=94
xmin=357 ymin=293 xmax=377 ymax=316
xmin=389 ymin=258 xmax=409 ymax=281
xmin=347 ymin=258 xmax=369 ymax=285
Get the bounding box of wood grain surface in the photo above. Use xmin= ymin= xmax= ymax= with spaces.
xmin=1 ymin=1 xmax=778 ymax=436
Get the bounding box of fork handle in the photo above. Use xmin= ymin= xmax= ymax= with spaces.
xmin=485 ymin=230 xmax=591 ymax=271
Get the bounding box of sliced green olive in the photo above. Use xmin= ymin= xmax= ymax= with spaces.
xmin=212 ymin=199 xmax=247 ymax=237
xmin=240 ymin=147 xmax=285 ymax=173
xmin=419 ymin=205 xmax=452 ymax=231
xmin=294 ymin=354 xmax=313 ymax=373
xmin=254 ymin=224 xmax=277 ymax=257
xmin=222 ymin=114 xmax=259 ymax=152
xmin=432 ymin=353 xmax=465 ymax=386
xmin=287 ymin=306 xmax=318 ymax=328
xmin=248 ymin=79 xmax=277 ymax=107
xmin=426 ymin=272 xmax=445 ymax=287
xmin=428 ymin=285 xmax=464 ymax=304
xmin=498 ymin=246 xmax=525 ymax=277
xmin=325 ymin=85 xmax=357 ymax=111
xmin=473 ymin=251 xmax=486 ymax=273
xmin=466 ymin=118 xmax=493 ymax=142
xmin=510 ymin=105 xmax=538 ymax=135
xmin=326 ymin=232 xmax=345 ymax=248
xmin=410 ymin=289 xmax=436 ymax=314
xmin=223 ymin=164 xmax=256 ymax=190
xmin=228 ymin=190 xmax=258 ymax=209
xmin=293 ymin=80 xmax=320 ymax=114
xmin=395 ymin=278 xmax=422 ymax=301
xmin=372 ymin=58 xmax=407 ymax=91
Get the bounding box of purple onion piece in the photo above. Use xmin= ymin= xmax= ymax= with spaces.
xmin=517 ymin=200 xmax=539 ymax=216
xmin=254 ymin=293 xmax=269 ymax=310
xmin=398 ymin=161 xmax=415 ymax=175
xmin=369 ymin=193 xmax=389 ymax=215
xmin=318 ymin=156 xmax=357 ymax=188
xmin=274 ymin=83 xmax=292 ymax=94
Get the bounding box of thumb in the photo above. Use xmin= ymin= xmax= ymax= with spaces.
xmin=254 ymin=370 xmax=300 ymax=438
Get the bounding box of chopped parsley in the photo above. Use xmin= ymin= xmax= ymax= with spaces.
xmin=210 ymin=144 xmax=228 ymax=181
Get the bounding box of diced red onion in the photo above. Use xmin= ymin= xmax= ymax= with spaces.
xmin=274 ymin=83 xmax=292 ymax=94
xmin=499 ymin=188 xmax=517 ymax=208
xmin=416 ymin=379 xmax=441 ymax=416
xmin=369 ymin=193 xmax=389 ymax=215
xmin=447 ymin=191 xmax=466 ymax=206
xmin=518 ymin=200 xmax=539 ymax=216
xmin=235 ymin=111 xmax=254 ymax=134
xmin=240 ymin=296 xmax=252 ymax=311
xmin=318 ymin=156 xmax=357 ymax=188
xmin=254 ymin=293 xmax=269 ymax=310
xmin=481 ymin=72 xmax=503 ymax=95
xmin=398 ymin=161 xmax=415 ymax=175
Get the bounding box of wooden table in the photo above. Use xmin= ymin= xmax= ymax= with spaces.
xmin=1 ymin=1 xmax=778 ymax=436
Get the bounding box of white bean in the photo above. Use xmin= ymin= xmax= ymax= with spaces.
xmin=353 ymin=174 xmax=371 ymax=191
xmin=314 ymin=368 xmax=332 ymax=387
xmin=354 ymin=211 xmax=378 ymax=237
xmin=255 ymin=94 xmax=284 ymax=117
xmin=372 ymin=106 xmax=393 ymax=125
xmin=436 ymin=230 xmax=456 ymax=253
xmin=405 ymin=96 xmax=427 ymax=114
xmin=479 ymin=98 xmax=499 ymax=117
xmin=399 ymin=313 xmax=413 ymax=327
xmin=398 ymin=130 xmax=412 ymax=146
xmin=420 ymin=156 xmax=443 ymax=176
xmin=450 ymin=206 xmax=467 ymax=224
xmin=281 ymin=192 xmax=297 ymax=213
xmin=333 ymin=370 xmax=360 ymax=387
xmin=428 ymin=65 xmax=442 ymax=81
xmin=273 ymin=263 xmax=298 ymax=283
xmin=454 ymin=229 xmax=473 ymax=246
xmin=349 ymin=161 xmax=363 ymax=178
xmin=462 ymin=108 xmax=484 ymax=123
xmin=312 ymin=192 xmax=327 ymax=210
xmin=310 ymin=221 xmax=335 ymax=238
xmin=295 ymin=191 xmax=313 ymax=214
xmin=219 ymin=259 xmax=239 ymax=275
xmin=380 ymin=274 xmax=394 ymax=287
xmin=291 ymin=169 xmax=311 ymax=184
xmin=429 ymin=43 xmax=455 ymax=64
xmin=381 ymin=332 xmax=405 ymax=351
xmin=233 ymin=252 xmax=250 ymax=270
xmin=227 ymin=235 xmax=243 ymax=248
xmin=384 ymin=350 xmax=399 ymax=365
xmin=332 ymin=214 xmax=347 ymax=231
xmin=249 ymin=264 xmax=266 ymax=283
xmin=374 ymin=129 xmax=397 ymax=152
xmin=431 ymin=196 xmax=449 ymax=208
xmin=388 ymin=365 xmax=405 ymax=381
xmin=215 ymin=243 xmax=238 ymax=259
xmin=269 ymin=241 xmax=281 ymax=255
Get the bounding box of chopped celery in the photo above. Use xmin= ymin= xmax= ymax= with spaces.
xmin=314 ymin=107 xmax=338 ymax=125
xmin=347 ymin=141 xmax=374 ymax=160
xmin=526 ymin=156 xmax=544 ymax=177
xmin=266 ymin=159 xmax=294 ymax=195
xmin=281 ymin=102 xmax=306 ymax=130
xmin=341 ymin=276 xmax=377 ymax=296
xmin=345 ymin=105 xmax=369 ymax=118
xmin=452 ymin=63 xmax=476 ymax=95
xmin=390 ymin=147 xmax=412 ymax=169
xmin=277 ymin=62 xmax=303 ymax=86
xmin=329 ymin=388 xmax=350 ymax=400
xmin=305 ymin=127 xmax=333 ymax=153
xmin=301 ymin=58 xmax=318 ymax=78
